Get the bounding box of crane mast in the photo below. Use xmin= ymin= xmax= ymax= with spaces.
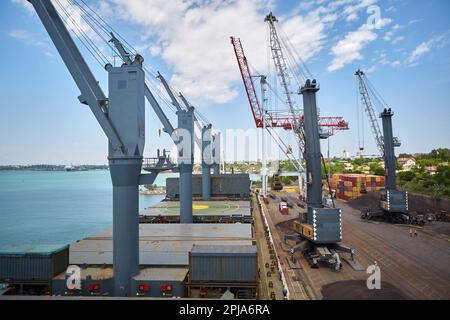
xmin=110 ymin=33 xmax=174 ymax=135
xmin=110 ymin=33 xmax=196 ymax=220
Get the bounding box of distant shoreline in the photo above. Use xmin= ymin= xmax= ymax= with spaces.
xmin=140 ymin=187 xmax=166 ymax=195
xmin=0 ymin=166 xmax=108 ymax=172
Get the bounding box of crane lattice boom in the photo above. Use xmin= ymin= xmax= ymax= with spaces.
xmin=355 ymin=69 xmax=385 ymax=155
xmin=264 ymin=14 xmax=297 ymax=121
xmin=231 ymin=36 xmax=348 ymax=135
xmin=230 ymin=36 xmax=263 ymax=128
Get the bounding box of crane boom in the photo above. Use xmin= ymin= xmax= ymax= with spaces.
xmin=265 ymin=13 xmax=299 ymax=128
xmin=355 ymin=69 xmax=384 ymax=155
xmin=31 ymin=0 xmax=124 ymax=154
xmin=265 ymin=12 xmax=305 ymax=151
xmin=231 ymin=36 xmax=349 ymax=133
xmin=230 ymin=36 xmax=263 ymax=127
xmin=157 ymin=72 xmax=183 ymax=113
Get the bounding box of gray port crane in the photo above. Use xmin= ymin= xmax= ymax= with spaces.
xmin=261 ymin=13 xmax=353 ymax=269
xmin=355 ymin=70 xmax=409 ymax=223
xmin=28 ymin=0 xmax=149 ymax=296
xmin=27 ymin=0 xmax=218 ymax=296
xmin=285 ymin=78 xmax=354 ymax=270
xmin=264 ymin=13 xmax=306 ymax=196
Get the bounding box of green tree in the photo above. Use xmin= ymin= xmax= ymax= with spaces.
xmin=432 ymin=184 xmax=445 ymax=201
xmin=430 ymin=148 xmax=450 ymax=160
xmin=369 ymin=163 xmax=385 ymax=176
xmin=398 ymin=171 xmax=415 ymax=182
xmin=399 ymin=153 xmax=412 ymax=158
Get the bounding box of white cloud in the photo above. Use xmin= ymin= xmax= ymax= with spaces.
xmin=383 ymin=31 xmax=393 ymax=41
xmin=328 ymin=26 xmax=376 ymax=71
xmin=366 ymin=65 xmax=376 ymax=73
xmin=8 ymin=29 xmax=48 ymax=47
xmin=386 ymin=6 xmax=396 ymax=13
xmin=11 ymin=0 xmax=34 ymax=15
xmin=327 ymin=18 xmax=391 ymax=72
xmin=279 ymin=11 xmax=329 ymax=62
xmin=391 ymin=36 xmax=405 ymax=44
xmin=108 ymin=0 xmax=270 ymax=105
xmin=391 ymin=60 xmax=401 ymax=68
xmin=346 ymin=13 xmax=358 ymax=22
xmin=407 ymin=36 xmax=444 ymax=65
xmin=384 ymin=31 xmax=404 ymax=44
xmin=343 ymin=0 xmax=377 ymax=22
xmin=109 ymin=0 xmax=344 ymax=106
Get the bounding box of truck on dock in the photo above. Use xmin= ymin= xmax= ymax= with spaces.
xmin=279 ymin=202 xmax=289 ymax=215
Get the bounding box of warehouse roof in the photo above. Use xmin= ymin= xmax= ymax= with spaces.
xmin=0 ymin=244 xmax=69 ymax=256
xmin=133 ymin=268 xmax=188 ymax=281
xmin=191 ymin=245 xmax=257 ymax=257
xmin=139 ymin=200 xmax=251 ymax=217
xmin=69 ymin=224 xmax=254 ymax=266
xmin=89 ymin=223 xmax=252 ymax=240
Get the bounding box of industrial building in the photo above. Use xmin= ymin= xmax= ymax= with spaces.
xmin=165 ymin=174 xmax=251 ymax=200
xmin=0 ymin=244 xmax=69 ymax=295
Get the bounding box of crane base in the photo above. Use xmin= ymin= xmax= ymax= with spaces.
xmin=361 ymin=208 xmax=411 ymax=224
xmin=284 ymin=234 xmax=354 ymax=271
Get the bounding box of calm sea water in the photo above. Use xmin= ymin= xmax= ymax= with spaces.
xmin=0 ymin=170 xmax=177 ymax=246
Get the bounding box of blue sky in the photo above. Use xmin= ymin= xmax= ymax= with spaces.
xmin=0 ymin=0 xmax=449 ymax=165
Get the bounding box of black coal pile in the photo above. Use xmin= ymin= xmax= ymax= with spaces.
xmin=347 ymin=191 xmax=381 ymax=210
xmin=322 ymin=280 xmax=408 ymax=300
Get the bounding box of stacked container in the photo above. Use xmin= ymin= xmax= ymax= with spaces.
xmin=331 ymin=174 xmax=385 ymax=201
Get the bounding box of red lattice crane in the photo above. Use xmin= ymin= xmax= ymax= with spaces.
xmin=230 ymin=36 xmax=348 ymax=135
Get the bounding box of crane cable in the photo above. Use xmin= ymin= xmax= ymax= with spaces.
xmin=54 ymin=0 xmax=108 ymax=67
xmin=77 ymin=0 xmax=138 ymax=55
xmin=266 ymin=126 xmax=301 ymax=171
xmin=355 ymin=75 xmax=363 ymax=151
xmin=365 ymin=76 xmax=389 ymax=111
xmin=246 ymin=58 xmax=301 ymax=117
xmin=57 ymin=0 xmax=181 ymax=117
xmin=276 ymin=22 xmax=313 ymax=85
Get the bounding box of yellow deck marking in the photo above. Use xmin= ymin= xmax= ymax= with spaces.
xmin=193 ymin=205 xmax=209 ymax=210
